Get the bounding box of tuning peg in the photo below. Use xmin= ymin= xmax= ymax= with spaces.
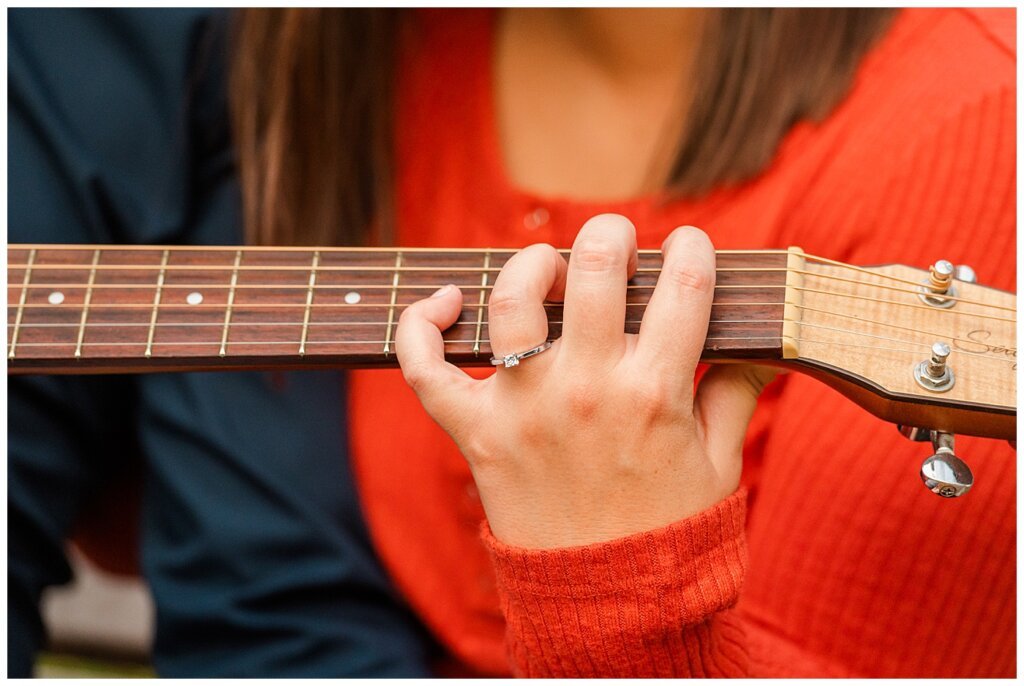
xmin=919 ymin=260 xmax=958 ymax=308
xmin=913 ymin=342 xmax=956 ymax=393
xmin=954 ymin=264 xmax=977 ymax=284
xmin=920 ymin=431 xmax=973 ymax=498
xmin=898 ymin=426 xmax=974 ymax=497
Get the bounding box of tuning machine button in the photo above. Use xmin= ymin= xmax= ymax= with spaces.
xmin=920 ymin=432 xmax=973 ymax=498
xmin=954 ymin=264 xmax=977 ymax=284
xmin=897 ymin=426 xmax=974 ymax=498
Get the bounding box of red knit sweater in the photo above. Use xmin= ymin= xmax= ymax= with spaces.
xmin=348 ymin=8 xmax=1017 ymax=677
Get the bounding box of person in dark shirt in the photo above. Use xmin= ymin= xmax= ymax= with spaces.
xmin=8 ymin=9 xmax=435 ymax=676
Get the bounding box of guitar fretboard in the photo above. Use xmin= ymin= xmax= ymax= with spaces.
xmin=6 ymin=245 xmax=789 ymax=374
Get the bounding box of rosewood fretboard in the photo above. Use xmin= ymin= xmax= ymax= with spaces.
xmin=7 ymin=245 xmax=789 ymax=374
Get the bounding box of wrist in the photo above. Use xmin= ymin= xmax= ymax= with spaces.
xmin=482 ymin=488 xmax=750 ymax=652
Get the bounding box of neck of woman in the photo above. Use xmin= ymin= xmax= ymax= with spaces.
xmin=495 ymin=9 xmax=707 ymax=200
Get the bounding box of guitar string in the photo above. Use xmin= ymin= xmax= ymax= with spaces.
xmin=0 ymin=245 xmax=990 ymax=293
xmin=8 ymin=306 xmax=1013 ymax=356
xmin=9 ymin=245 xmax=791 ymax=255
xmin=14 ymin=280 xmax=787 ymax=290
xmin=8 ymin=294 xmax=999 ymax=350
xmin=10 ymin=337 xmax=783 ymax=348
xmin=8 ymin=299 xmax=784 ymax=309
xmin=782 ymin=302 xmax=1012 ymax=350
xmin=1 ymin=266 xmax=997 ymax=299
xmin=12 ymin=319 xmax=778 ymax=329
xmin=6 ymin=291 xmax=1016 ymax=347
xmin=9 ymin=252 xmax=1015 ymax=372
xmin=6 ymin=282 xmax=1015 ymax=324
xmin=8 ymin=335 xmax=1008 ymax=367
xmin=8 ymin=247 xmax=786 ymax=258
xmin=7 ymin=263 xmax=1012 ymax=314
xmin=0 ymin=244 xmax=989 ymax=293
xmin=7 ymin=245 xmax=1010 ymax=316
xmin=7 ymin=249 xmax=1016 ymax=358
xmin=7 ymin=317 xmax=1011 ymax=364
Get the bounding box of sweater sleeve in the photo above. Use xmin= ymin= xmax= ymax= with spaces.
xmin=482 ymin=489 xmax=751 ymax=677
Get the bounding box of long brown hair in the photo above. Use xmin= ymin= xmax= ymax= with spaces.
xmin=230 ymin=9 xmax=894 ymax=247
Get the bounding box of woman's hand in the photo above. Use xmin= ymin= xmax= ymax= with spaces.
xmin=395 ymin=214 xmax=775 ymax=549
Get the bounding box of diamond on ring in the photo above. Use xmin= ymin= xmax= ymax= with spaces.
xmin=490 ymin=340 xmax=553 ymax=368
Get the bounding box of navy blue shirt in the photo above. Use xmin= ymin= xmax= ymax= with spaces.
xmin=8 ymin=8 xmax=434 ymax=676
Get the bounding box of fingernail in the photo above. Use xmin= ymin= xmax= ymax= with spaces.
xmin=431 ymin=284 xmax=454 ymax=298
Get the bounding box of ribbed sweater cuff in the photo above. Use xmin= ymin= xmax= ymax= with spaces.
xmin=481 ymin=488 xmax=750 ymax=677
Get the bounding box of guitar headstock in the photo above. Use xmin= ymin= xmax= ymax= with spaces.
xmin=783 ymin=254 xmax=1016 ymax=441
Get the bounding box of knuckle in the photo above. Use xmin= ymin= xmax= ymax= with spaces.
xmin=665 ymin=260 xmax=715 ymax=293
xmin=516 ymin=418 xmax=552 ymax=451
xmin=487 ymin=288 xmax=526 ymax=318
xmin=631 ymin=380 xmax=678 ymax=423
xmin=572 ymin=238 xmax=625 ymax=273
xmin=564 ymin=381 xmax=602 ymax=422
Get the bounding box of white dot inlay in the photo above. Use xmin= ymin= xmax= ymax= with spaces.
xmin=186 ymin=292 xmax=204 ymax=305
xmin=48 ymin=291 xmax=65 ymax=305
xmin=344 ymin=291 xmax=361 ymax=305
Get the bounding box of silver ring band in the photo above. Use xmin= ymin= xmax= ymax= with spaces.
xmin=490 ymin=341 xmax=552 ymax=368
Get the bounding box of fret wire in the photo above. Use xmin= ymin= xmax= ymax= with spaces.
xmin=8 ymin=248 xmax=37 ymax=360
xmin=298 ymin=250 xmax=320 ymax=356
xmin=219 ymin=250 xmax=243 ymax=357
xmin=144 ymin=249 xmax=170 ymax=358
xmin=473 ymin=251 xmax=491 ymax=356
xmin=382 ymin=252 xmax=402 ymax=356
xmin=74 ymin=249 xmax=102 ymax=359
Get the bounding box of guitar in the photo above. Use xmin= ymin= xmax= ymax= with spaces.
xmin=6 ymin=244 xmax=1016 ymax=496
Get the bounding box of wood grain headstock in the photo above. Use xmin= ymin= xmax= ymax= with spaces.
xmin=781 ymin=253 xmax=1016 ymax=440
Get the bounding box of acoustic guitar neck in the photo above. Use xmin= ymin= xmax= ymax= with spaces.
xmin=7 ymin=243 xmax=1017 ymax=441
xmin=6 ymin=244 xmax=795 ymax=374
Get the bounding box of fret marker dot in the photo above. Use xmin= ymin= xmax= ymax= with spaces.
xmin=47 ymin=291 xmax=65 ymax=305
xmin=344 ymin=291 xmax=361 ymax=305
xmin=186 ymin=292 xmax=204 ymax=305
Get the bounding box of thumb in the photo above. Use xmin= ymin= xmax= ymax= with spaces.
xmin=693 ymin=364 xmax=779 ymax=483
